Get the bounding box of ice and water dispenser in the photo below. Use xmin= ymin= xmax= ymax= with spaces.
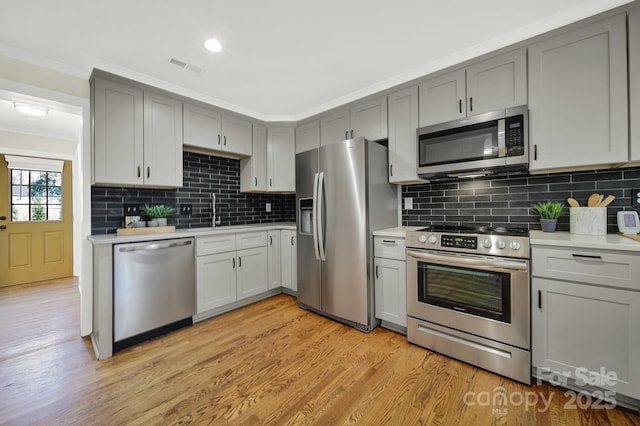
xmin=299 ymin=198 xmax=313 ymax=234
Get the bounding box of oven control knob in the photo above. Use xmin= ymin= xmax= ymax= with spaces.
xmin=510 ymin=241 xmax=521 ymax=250
xmin=418 ymin=235 xmax=427 ymax=243
xmin=482 ymin=239 xmax=492 ymax=248
xmin=428 ymin=235 xmax=438 ymax=244
xmin=496 ymin=240 xmax=506 ymax=249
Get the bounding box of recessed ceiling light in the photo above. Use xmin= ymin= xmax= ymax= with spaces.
xmin=14 ymin=103 xmax=48 ymax=117
xmin=204 ymin=38 xmax=222 ymax=53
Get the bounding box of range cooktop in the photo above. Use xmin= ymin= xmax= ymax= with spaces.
xmin=416 ymin=224 xmax=529 ymax=237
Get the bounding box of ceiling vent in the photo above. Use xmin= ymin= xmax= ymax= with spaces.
xmin=169 ymin=58 xmax=204 ymax=74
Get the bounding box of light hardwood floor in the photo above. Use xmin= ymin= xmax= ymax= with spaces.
xmin=1 ymin=278 xmax=639 ymax=425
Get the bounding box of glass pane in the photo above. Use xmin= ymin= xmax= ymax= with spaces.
xmin=47 ymin=187 xmax=62 ymax=203
xmin=47 ymin=172 xmax=62 ymax=186
xmin=12 ymin=185 xmax=29 ymax=201
xmin=48 ymin=205 xmax=62 ymax=221
xmin=30 ymin=185 xmax=46 ymax=203
xmin=31 ymin=204 xmax=47 ymax=221
xmin=30 ymin=171 xmax=46 ymax=185
xmin=12 ymin=205 xmax=29 ymax=222
xmin=12 ymin=170 xmax=29 ymax=185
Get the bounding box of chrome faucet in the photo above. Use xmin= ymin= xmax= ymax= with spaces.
xmin=212 ymin=193 xmax=222 ymax=228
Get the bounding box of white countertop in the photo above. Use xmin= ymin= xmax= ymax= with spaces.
xmin=88 ymin=222 xmax=296 ymax=245
xmin=530 ymin=230 xmax=640 ymax=252
xmin=373 ymin=226 xmax=423 ymax=238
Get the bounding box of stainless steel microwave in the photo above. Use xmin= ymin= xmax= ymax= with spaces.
xmin=417 ymin=105 xmax=528 ymax=180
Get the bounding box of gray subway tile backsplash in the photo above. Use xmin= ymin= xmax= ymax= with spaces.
xmin=402 ymin=167 xmax=640 ymax=233
xmin=91 ymin=151 xmax=295 ymax=235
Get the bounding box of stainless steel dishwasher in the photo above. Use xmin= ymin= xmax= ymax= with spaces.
xmin=113 ymin=238 xmax=195 ymax=351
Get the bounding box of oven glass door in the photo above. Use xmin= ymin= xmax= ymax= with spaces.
xmin=418 ymin=120 xmax=499 ymax=167
xmin=417 ymin=261 xmax=511 ymax=323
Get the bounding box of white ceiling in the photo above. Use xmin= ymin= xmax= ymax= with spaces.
xmin=0 ymin=0 xmax=634 ymax=126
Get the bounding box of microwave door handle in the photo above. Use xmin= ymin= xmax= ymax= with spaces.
xmin=407 ymin=250 xmax=528 ymax=272
xmin=497 ymin=118 xmax=506 ymax=157
xmin=312 ymin=172 xmax=321 ymax=261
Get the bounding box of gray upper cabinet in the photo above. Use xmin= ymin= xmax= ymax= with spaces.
xmin=92 ymin=77 xmax=182 ymax=187
xmin=320 ymin=96 xmax=388 ymax=145
xmin=240 ymin=123 xmax=267 ymax=192
xmin=183 ymin=102 xmax=252 ymax=157
xmin=295 ymin=120 xmax=320 ymax=154
xmin=419 ymin=48 xmax=527 ymax=127
xmin=387 ymin=85 xmax=424 ymax=184
xmin=528 ymin=14 xmax=628 ymax=171
xmin=631 ymin=8 xmax=640 ymax=162
xmin=240 ymin=125 xmax=295 ymax=193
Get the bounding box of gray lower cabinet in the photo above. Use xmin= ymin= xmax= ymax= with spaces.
xmin=280 ymin=230 xmax=297 ymax=292
xmin=373 ymin=237 xmax=407 ymax=331
xmin=531 ymin=246 xmax=640 ymax=400
xmin=196 ymin=232 xmax=268 ymax=314
xmin=267 ymin=231 xmax=281 ymax=290
xmin=528 ymin=14 xmax=628 ymax=171
xmin=92 ymin=77 xmax=183 ymax=187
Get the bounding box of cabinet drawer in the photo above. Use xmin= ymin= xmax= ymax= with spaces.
xmin=196 ymin=235 xmax=236 ymax=256
xmin=532 ymin=246 xmax=640 ymax=291
xmin=236 ymin=231 xmax=268 ymax=250
xmin=374 ymin=237 xmax=406 ymax=261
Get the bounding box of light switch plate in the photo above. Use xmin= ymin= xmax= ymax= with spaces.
xmin=266 ymin=203 xmax=272 ymax=213
xmin=404 ymin=197 xmax=413 ymax=210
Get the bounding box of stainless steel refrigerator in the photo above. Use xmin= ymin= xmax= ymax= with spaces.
xmin=295 ymin=137 xmax=398 ymax=332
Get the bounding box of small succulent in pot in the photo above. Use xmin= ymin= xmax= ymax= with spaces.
xmin=142 ymin=204 xmax=175 ymax=227
xmin=532 ymin=201 xmax=567 ymax=232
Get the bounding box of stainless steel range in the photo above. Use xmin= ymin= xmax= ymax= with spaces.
xmin=406 ymin=225 xmax=531 ymax=384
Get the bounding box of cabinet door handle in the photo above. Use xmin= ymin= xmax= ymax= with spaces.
xmin=255 ymin=177 xmax=258 ymax=186
xmin=291 ymin=236 xmax=294 ymax=246
xmin=375 ymin=265 xmax=379 ymax=278
xmin=350 ymin=130 xmax=354 ymax=139
xmin=232 ymin=258 xmax=235 ymax=269
xmin=459 ymin=99 xmax=462 ymax=114
xmin=147 ymin=167 xmax=150 ymax=179
xmin=218 ymin=134 xmax=221 ymax=145
xmin=269 ymin=235 xmax=273 ymax=245
xmin=469 ymin=97 xmax=473 ymax=112
xmin=389 ymin=164 xmax=393 ymax=177
xmin=538 ymin=290 xmax=542 ymax=309
xmin=571 ymin=253 xmax=603 ymax=260
xmin=534 ymin=144 xmax=538 ymax=161
xmin=239 ymin=256 xmax=242 ymax=267
xmin=345 ymin=131 xmax=348 ymax=140
xmin=137 ymin=166 xmax=141 ymax=178
xmin=224 ymin=135 xmax=227 ymax=146
xmin=270 ymin=178 xmax=272 ymax=187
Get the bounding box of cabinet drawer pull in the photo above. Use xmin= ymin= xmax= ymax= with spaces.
xmin=571 ymin=253 xmax=602 ymax=260
xmin=538 ymin=290 xmax=542 ymax=309
xmin=469 ymin=97 xmax=473 ymax=112
xmin=382 ymin=240 xmax=397 ymax=244
xmin=376 ymin=265 xmax=379 ymax=278
xmin=459 ymin=99 xmax=462 ymax=114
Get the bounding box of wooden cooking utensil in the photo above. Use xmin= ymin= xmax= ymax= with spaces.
xmin=587 ymin=193 xmax=601 ymax=207
xmin=567 ymin=198 xmax=580 ymax=207
xmin=597 ymin=195 xmax=615 ymax=207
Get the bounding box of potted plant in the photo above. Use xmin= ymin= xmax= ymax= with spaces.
xmin=142 ymin=204 xmax=175 ymax=227
xmin=532 ymin=201 xmax=567 ymax=232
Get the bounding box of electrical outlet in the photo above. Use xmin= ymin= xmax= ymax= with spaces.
xmin=633 ymin=189 xmax=640 ymax=208
xmin=404 ymin=197 xmax=413 ymax=210
xmin=124 ymin=204 xmax=139 ymax=215
xmin=180 ymin=204 xmax=192 ymax=215
xmin=266 ymin=203 xmax=272 ymax=213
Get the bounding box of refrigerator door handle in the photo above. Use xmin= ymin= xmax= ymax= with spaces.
xmin=317 ymin=171 xmax=327 ymax=261
xmin=312 ymin=172 xmax=321 ymax=261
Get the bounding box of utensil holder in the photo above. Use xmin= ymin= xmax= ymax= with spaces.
xmin=570 ymin=207 xmax=607 ymax=235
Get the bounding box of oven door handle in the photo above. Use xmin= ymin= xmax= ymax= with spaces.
xmin=407 ymin=250 xmax=528 ymax=271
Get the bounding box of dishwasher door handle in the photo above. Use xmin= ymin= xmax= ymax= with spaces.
xmin=118 ymin=240 xmax=193 ymax=253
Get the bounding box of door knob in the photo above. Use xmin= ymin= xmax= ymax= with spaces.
xmin=0 ymin=225 xmax=6 ymax=230
xmin=0 ymin=216 xmax=6 ymax=220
